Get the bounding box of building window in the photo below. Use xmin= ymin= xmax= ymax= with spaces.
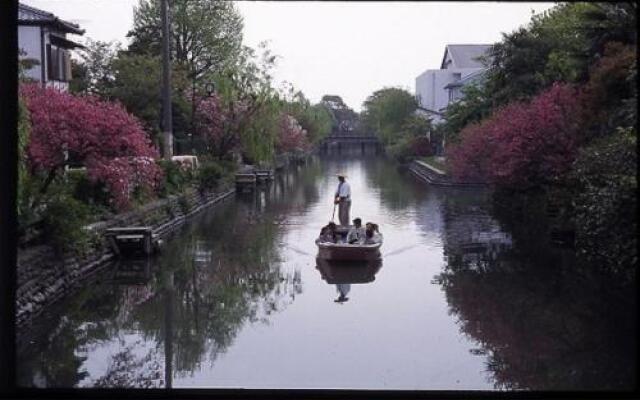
xmin=46 ymin=44 xmax=72 ymax=82
xmin=453 ymin=72 xmax=461 ymax=81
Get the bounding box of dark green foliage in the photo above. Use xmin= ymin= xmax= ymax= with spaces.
xmin=580 ymin=2 xmax=637 ymax=60
xmin=127 ymin=0 xmax=243 ymax=81
xmin=157 ymin=160 xmax=192 ymax=197
xmin=572 ymin=129 xmax=637 ymax=282
xmin=74 ymin=39 xmax=120 ymax=97
xmin=282 ymin=90 xmax=333 ymax=145
xmin=69 ymin=59 xmax=89 ymax=94
xmin=43 ymin=194 xmax=92 ymax=255
xmin=387 ymin=136 xmax=413 ymax=164
xmin=109 ymin=53 xmax=192 ymax=140
xmin=440 ymin=84 xmax=493 ymax=145
xmin=361 ymin=87 xmax=418 ymax=146
xmin=177 ymin=195 xmax=190 ymax=214
xmin=484 ymin=3 xmax=593 ymax=107
xmin=66 ymin=169 xmax=110 ymax=211
xmin=197 ymin=161 xmax=224 ymax=190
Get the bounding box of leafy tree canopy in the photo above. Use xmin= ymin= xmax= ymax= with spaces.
xmin=127 ymin=0 xmax=243 ymax=83
xmin=361 ymin=87 xmax=418 ymax=145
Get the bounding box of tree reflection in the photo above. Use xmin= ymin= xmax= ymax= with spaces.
xmin=437 ymin=191 xmax=636 ymax=390
xmin=17 ymin=164 xmax=320 ymax=387
xmin=363 ymin=157 xmax=427 ymax=212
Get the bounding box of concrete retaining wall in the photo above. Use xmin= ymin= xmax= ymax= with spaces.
xmin=16 ymin=186 xmax=235 ymax=327
xmin=408 ymin=160 xmax=485 ymax=187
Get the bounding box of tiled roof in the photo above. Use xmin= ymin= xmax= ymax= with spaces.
xmin=442 ymin=44 xmax=492 ymax=69
xmin=18 ymin=3 xmax=84 ymax=35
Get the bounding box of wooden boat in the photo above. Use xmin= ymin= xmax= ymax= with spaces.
xmin=315 ymin=225 xmax=383 ymax=261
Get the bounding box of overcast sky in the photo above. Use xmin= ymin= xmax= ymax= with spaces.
xmin=22 ymin=0 xmax=555 ymax=111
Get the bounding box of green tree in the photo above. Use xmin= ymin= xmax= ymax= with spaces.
xmin=128 ymin=0 xmax=244 ymax=143
xmin=127 ymin=0 xmax=243 ymax=85
xmin=109 ymin=53 xmax=191 ymax=141
xmin=580 ymin=2 xmax=637 ymax=61
xmin=69 ymin=58 xmax=89 ymax=94
xmin=401 ymin=114 xmax=432 ymax=139
xmin=361 ymin=87 xmax=418 ymax=146
xmin=210 ymin=43 xmax=283 ymax=163
xmin=75 ymin=39 xmax=121 ymax=97
xmin=281 ymin=88 xmax=332 ymax=145
xmin=440 ymin=83 xmax=493 ymax=145
xmin=483 ymin=3 xmax=596 ymax=107
xmin=320 ymin=95 xmax=358 ymax=134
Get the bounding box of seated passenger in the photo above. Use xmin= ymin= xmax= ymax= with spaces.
xmin=364 ymin=222 xmax=382 ymax=244
xmin=319 ymin=222 xmax=338 ymax=243
xmin=346 ymin=218 xmax=366 ymax=244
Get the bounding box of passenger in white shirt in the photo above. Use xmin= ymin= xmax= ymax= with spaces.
xmin=334 ymin=174 xmax=351 ymax=226
xmin=347 ymin=218 xmax=365 ymax=244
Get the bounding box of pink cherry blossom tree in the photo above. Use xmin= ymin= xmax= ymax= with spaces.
xmin=276 ymin=113 xmax=310 ymax=153
xmin=21 ymin=83 xmax=162 ymax=209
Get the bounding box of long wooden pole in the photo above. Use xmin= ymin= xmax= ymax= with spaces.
xmin=161 ymin=0 xmax=173 ymax=159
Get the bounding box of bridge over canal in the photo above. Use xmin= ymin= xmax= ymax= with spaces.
xmin=318 ymin=132 xmax=382 ymax=155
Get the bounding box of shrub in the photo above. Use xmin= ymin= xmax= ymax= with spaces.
xmin=157 ymin=159 xmax=191 ymax=196
xmin=387 ymin=137 xmax=413 ymax=164
xmin=177 ymin=195 xmax=190 ymax=214
xmin=198 ymin=161 xmax=224 ymax=190
xmin=43 ymin=194 xmax=92 ymax=255
xmin=66 ymin=168 xmax=110 ymax=209
xmin=408 ymin=136 xmax=433 ymax=157
xmin=448 ymin=83 xmax=581 ymax=188
xmin=572 ymin=128 xmax=637 ymax=281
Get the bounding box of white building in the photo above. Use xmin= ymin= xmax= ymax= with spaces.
xmin=18 ymin=3 xmax=85 ymax=91
xmin=415 ymin=44 xmax=492 ymax=124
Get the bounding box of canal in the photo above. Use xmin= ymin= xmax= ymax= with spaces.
xmin=16 ymin=156 xmax=636 ymax=390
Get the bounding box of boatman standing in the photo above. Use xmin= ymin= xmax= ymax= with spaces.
xmin=334 ymin=173 xmax=351 ymax=226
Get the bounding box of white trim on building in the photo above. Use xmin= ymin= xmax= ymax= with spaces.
xmin=18 ymin=3 xmax=85 ymax=91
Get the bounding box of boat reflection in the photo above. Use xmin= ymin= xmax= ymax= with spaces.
xmin=315 ymin=257 xmax=382 ymax=284
xmin=315 ymin=258 xmax=382 ymax=303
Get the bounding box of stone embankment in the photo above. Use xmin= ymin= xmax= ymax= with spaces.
xmin=16 ymin=186 xmax=234 ymax=327
xmin=408 ymin=159 xmax=485 ymax=187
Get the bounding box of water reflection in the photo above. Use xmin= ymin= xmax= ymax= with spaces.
xmin=437 ymin=189 xmax=636 ymax=390
xmin=16 ymin=157 xmax=636 ymax=390
xmin=17 ymin=164 xmax=321 ymax=388
xmin=315 ymin=258 xmax=383 ymax=304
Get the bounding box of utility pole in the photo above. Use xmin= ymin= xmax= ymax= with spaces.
xmin=161 ymin=0 xmax=173 ymax=159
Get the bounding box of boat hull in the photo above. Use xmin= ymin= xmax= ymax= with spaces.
xmin=315 ymin=239 xmax=382 ymax=261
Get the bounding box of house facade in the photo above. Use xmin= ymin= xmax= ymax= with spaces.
xmin=415 ymin=44 xmax=491 ymax=124
xmin=18 ymin=3 xmax=85 ymax=91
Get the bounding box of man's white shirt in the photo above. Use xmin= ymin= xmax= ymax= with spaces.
xmin=336 ymin=182 xmax=351 ymax=200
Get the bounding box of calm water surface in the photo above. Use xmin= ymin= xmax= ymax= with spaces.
xmin=17 ymin=156 xmax=636 ymax=390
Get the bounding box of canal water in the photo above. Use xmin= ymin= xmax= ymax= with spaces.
xmin=16 ymin=156 xmax=636 ymax=390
